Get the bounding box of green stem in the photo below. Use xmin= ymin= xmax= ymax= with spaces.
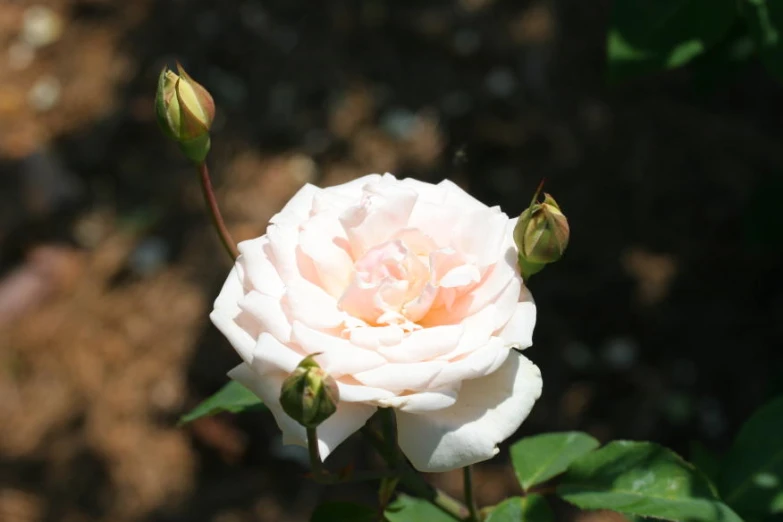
xmin=306 ymin=427 xmax=326 ymax=477
xmin=463 ymin=466 xmax=479 ymax=522
xmin=361 ymin=424 xmax=469 ymax=520
xmin=379 ymin=408 xmax=399 ymax=467
xmin=197 ymin=162 xmax=239 ymax=261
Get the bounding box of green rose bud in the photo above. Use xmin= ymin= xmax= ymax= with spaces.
xmin=279 ymin=355 xmax=339 ymax=429
xmin=514 ymin=190 xmax=570 ymax=280
xmin=155 ymin=63 xmax=215 ymax=164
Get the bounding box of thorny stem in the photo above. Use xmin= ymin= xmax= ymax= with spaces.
xmin=463 ymin=466 xmax=479 ymax=522
xmin=197 ymin=162 xmax=239 ymax=261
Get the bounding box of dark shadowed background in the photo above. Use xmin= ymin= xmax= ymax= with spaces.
xmin=2 ymin=0 xmax=782 ymax=521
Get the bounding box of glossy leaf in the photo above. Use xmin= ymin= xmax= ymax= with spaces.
xmin=179 ymin=380 xmax=264 ymax=425
xmin=511 ymin=431 xmax=600 ymax=490
xmin=558 ymin=441 xmax=742 ymax=522
xmin=311 ymin=502 xmax=378 ymax=522
xmin=485 ymin=495 xmax=554 ymax=522
xmin=385 ymin=494 xmax=458 ymax=522
xmin=607 ymin=0 xmax=737 ymax=82
xmin=720 ymin=396 xmax=783 ymax=517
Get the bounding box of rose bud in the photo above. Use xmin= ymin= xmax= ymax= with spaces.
xmin=279 ymin=355 xmax=339 ymax=429
xmin=513 ymin=192 xmax=569 ymax=279
xmin=155 ymin=63 xmax=215 ymax=163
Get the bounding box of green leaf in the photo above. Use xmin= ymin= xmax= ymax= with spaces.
xmin=385 ymin=494 xmax=458 ymax=522
xmin=311 ymin=502 xmax=378 ymax=522
xmin=179 ymin=380 xmax=264 ymax=425
xmin=511 ymin=431 xmax=600 ymax=490
xmin=720 ymin=396 xmax=783 ymax=517
xmin=607 ymin=0 xmax=737 ymax=82
xmin=485 ymin=495 xmax=554 ymax=522
xmin=557 ymin=441 xmax=743 ymax=522
xmin=744 ymin=0 xmax=783 ymax=80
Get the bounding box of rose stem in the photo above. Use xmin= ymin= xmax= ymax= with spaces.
xmin=463 ymin=466 xmax=479 ymax=522
xmin=379 ymin=408 xmax=399 ymax=467
xmin=360 ymin=424 xmax=468 ymax=520
xmin=306 ymin=427 xmax=327 ymax=477
xmin=197 ymin=162 xmax=239 ymax=261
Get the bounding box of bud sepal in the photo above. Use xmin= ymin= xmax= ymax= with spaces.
xmin=155 ymin=63 xmax=215 ymax=164
xmin=279 ymin=354 xmax=339 ymax=429
xmin=513 ymin=185 xmax=570 ymax=280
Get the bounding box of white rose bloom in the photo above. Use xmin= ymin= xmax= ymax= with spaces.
xmin=211 ymin=173 xmax=542 ymax=472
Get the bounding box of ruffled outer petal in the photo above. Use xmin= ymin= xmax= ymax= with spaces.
xmin=496 ymin=285 xmax=536 ymax=349
xmin=210 ymin=266 xmax=254 ymax=362
xmin=269 ymin=183 xmax=319 ymax=226
xmin=395 ymin=352 xmax=542 ymax=472
xmin=228 ymin=363 xmax=376 ymax=460
xmin=237 ymin=238 xmax=285 ymax=299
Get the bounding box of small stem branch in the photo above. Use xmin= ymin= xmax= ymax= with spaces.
xmin=197 ymin=162 xmax=239 ymax=261
xmin=463 ymin=466 xmax=479 ymax=522
xmin=360 ymin=425 xmax=468 ymax=520
xmin=306 ymin=427 xmax=326 ymax=477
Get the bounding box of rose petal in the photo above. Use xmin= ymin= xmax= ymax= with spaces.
xmin=348 ymin=325 xmax=405 ymax=349
xmin=403 ymin=283 xmax=438 ymax=323
xmin=283 ymin=277 xmax=347 ymax=330
xmin=439 ymin=264 xmax=482 ymax=288
xmin=378 ymin=325 xmax=463 ymax=363
xmin=213 ymin=265 xmax=245 ymax=310
xmin=325 ymin=173 xmax=384 ymax=199
xmin=377 ymin=387 xmax=459 ymax=412
xmin=437 ymin=304 xmax=498 ymax=360
xmin=298 ymin=211 xmax=354 ymax=297
xmin=422 ymin=248 xmax=519 ymax=327
xmin=250 ymin=332 xmax=303 ymax=375
xmin=269 ymin=183 xmax=319 ymax=226
xmin=490 ymin=277 xmax=523 ymax=330
xmin=452 ymin=209 xmax=509 ymax=266
xmin=353 ymin=360 xmax=447 ymax=392
xmin=337 ymin=380 xmax=397 ymax=402
xmin=392 ymin=228 xmax=439 ymax=255
xmin=400 ymin=178 xmax=448 ymax=204
xmin=339 ymin=181 xmax=418 ymax=258
xmin=237 ymin=238 xmax=285 ymax=299
xmin=438 ymin=179 xmax=490 ymax=211
xmin=228 ymin=364 xmax=376 ymax=460
xmin=210 ymin=309 xmax=255 ymax=363
xmin=395 ymin=352 xmax=542 ymax=472
xmin=238 ymin=290 xmax=292 ymax=343
xmin=430 ymin=337 xmax=510 ymax=388
xmin=266 ymin=223 xmax=301 ymax=283
xmin=291 ymin=321 xmax=387 ymax=377
xmin=496 ymin=286 xmax=536 ymax=349
xmin=407 ymin=201 xmax=462 ymax=248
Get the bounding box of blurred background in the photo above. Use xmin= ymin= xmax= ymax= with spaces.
xmin=2 ymin=0 xmax=783 ymax=521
